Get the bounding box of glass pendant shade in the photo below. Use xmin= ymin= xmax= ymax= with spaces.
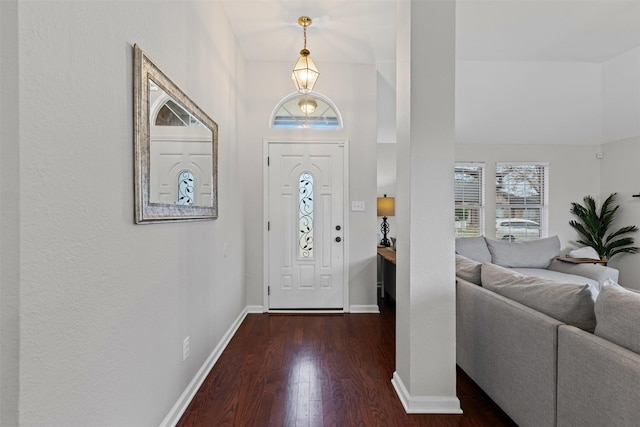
xmin=298 ymin=98 xmax=317 ymax=114
xmin=291 ymin=51 xmax=319 ymax=94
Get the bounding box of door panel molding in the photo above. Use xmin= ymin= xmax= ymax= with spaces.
xmin=262 ymin=139 xmax=350 ymax=312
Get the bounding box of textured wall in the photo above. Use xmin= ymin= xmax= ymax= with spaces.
xmin=15 ymin=1 xmax=245 ymax=425
xmin=1 ymin=0 xmax=21 ymax=425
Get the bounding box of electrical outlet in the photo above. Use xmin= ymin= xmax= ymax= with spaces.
xmin=183 ymin=336 xmax=190 ymax=361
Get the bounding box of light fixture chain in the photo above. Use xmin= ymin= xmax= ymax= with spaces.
xmin=292 ymin=16 xmax=319 ymax=94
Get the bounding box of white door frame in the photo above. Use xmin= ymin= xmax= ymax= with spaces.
xmin=263 ymin=138 xmax=350 ymax=312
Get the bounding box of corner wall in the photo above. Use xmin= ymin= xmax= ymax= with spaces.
xmin=603 ymin=46 xmax=640 ymax=143
xmin=15 ymin=2 xmax=245 ymax=425
xmin=1 ymin=0 xmax=20 ymax=425
xmin=394 ymin=0 xmax=460 ymax=412
xmin=601 ymin=137 xmax=640 ymax=290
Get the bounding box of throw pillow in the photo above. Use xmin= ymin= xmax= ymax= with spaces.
xmin=568 ymin=246 xmax=600 ymax=260
xmin=455 ymin=254 xmax=482 ymax=285
xmin=594 ymin=281 xmax=640 ymax=354
xmin=485 ymin=236 xmax=561 ymax=268
xmin=455 ymin=236 xmax=492 ymax=263
xmin=481 ymin=263 xmax=597 ymax=332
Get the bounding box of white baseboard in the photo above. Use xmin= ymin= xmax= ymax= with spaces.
xmin=268 ymin=309 xmax=345 ymax=314
xmin=249 ymin=305 xmax=379 ymax=314
xmin=391 ymin=371 xmax=462 ymax=414
xmin=349 ymin=304 xmax=380 ymax=313
xmin=246 ymin=305 xmax=265 ymax=313
xmin=159 ymin=306 xmax=250 ymax=427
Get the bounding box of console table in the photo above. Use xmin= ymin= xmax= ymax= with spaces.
xmin=377 ymin=246 xmax=396 ymax=300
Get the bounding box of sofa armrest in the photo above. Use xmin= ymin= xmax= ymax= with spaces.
xmin=457 ymin=278 xmax=561 ymax=427
xmin=557 ymin=325 xmax=640 ymax=427
xmin=547 ymin=259 xmax=618 ymax=285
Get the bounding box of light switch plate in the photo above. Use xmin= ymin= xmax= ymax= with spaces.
xmin=351 ymin=201 xmax=365 ymax=211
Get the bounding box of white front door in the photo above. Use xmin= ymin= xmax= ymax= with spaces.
xmin=267 ymin=142 xmax=345 ymax=309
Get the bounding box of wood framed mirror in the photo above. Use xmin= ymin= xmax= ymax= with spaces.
xmin=133 ymin=44 xmax=218 ymax=223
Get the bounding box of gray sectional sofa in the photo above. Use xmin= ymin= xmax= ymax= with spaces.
xmin=456 ymin=236 xmax=640 ymax=427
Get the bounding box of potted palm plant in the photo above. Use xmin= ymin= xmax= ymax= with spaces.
xmin=569 ymin=193 xmax=639 ymax=262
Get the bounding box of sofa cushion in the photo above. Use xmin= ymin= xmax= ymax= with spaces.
xmin=455 ymin=236 xmax=492 ymax=263
xmin=481 ymin=263 xmax=597 ymax=331
xmin=511 ymin=267 xmax=599 ymax=288
xmin=594 ymin=280 xmax=640 ymax=354
xmin=485 ymin=236 xmax=560 ymax=268
xmin=455 ymin=254 xmax=482 ymax=285
xmin=548 ymin=259 xmax=619 ymax=287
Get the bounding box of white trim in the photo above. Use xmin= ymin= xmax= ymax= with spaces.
xmin=342 ymin=139 xmax=350 ymax=312
xmin=246 ymin=305 xmax=265 ymax=313
xmin=268 ymin=91 xmax=344 ymax=129
xmin=391 ymin=371 xmax=462 ymax=414
xmin=263 ymin=139 xmax=270 ymax=310
xmin=349 ymin=305 xmax=380 ymax=313
xmin=268 ymin=309 xmax=345 ymax=314
xmin=159 ymin=307 xmax=249 ymax=427
xmin=263 ymin=139 xmax=350 ymax=312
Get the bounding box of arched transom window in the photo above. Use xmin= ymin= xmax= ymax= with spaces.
xmin=271 ymin=92 xmax=342 ymax=129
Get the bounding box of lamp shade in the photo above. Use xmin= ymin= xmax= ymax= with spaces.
xmin=291 ymin=52 xmax=319 ymax=94
xmin=377 ymin=195 xmax=395 ymax=217
xmin=298 ymin=98 xmax=317 ymax=114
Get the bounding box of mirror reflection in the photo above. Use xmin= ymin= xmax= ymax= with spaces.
xmin=148 ymin=79 xmax=214 ymax=208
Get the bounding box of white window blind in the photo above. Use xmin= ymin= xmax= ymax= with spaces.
xmin=495 ymin=162 xmax=549 ymax=241
xmin=455 ymin=163 xmax=485 ymax=237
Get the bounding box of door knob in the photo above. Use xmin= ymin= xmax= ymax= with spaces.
xmin=335 ymin=225 xmax=341 ymax=231
xmin=335 ymin=236 xmax=342 ymax=242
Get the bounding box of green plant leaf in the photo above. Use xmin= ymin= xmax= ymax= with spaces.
xmin=569 ymin=193 xmax=638 ymax=261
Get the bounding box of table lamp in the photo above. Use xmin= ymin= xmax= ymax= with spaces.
xmin=377 ymin=194 xmax=395 ymax=247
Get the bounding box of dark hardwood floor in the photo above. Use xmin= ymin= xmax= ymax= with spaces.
xmin=177 ymin=297 xmax=516 ymax=427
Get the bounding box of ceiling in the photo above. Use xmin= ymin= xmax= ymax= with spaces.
xmin=221 ymin=0 xmax=640 ymax=65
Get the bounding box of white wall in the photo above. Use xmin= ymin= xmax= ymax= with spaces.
xmin=600 ymin=45 xmax=640 ymax=289
xmin=456 ymin=61 xmax=603 ymax=145
xmin=601 ymin=137 xmax=640 ymax=290
xmin=394 ymin=0 xmax=459 ymax=412
xmin=455 ymin=143 xmax=602 ymax=250
xmin=603 ymin=46 xmax=640 ymax=143
xmin=1 ymin=1 xmax=20 ymax=425
xmin=377 ymin=68 xmax=396 ymax=144
xmin=374 ymin=40 xmax=640 ymax=286
xmin=378 ymin=143 xmax=604 ymax=253
xmin=10 ymin=1 xmax=245 ymax=425
xmin=241 ymin=61 xmax=378 ymax=311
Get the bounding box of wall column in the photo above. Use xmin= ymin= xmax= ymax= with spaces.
xmin=0 ymin=0 xmax=21 ymax=424
xmin=393 ymin=0 xmax=460 ymax=413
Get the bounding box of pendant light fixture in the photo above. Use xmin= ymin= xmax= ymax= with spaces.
xmin=291 ymin=16 xmax=319 ymax=94
xmin=298 ymin=98 xmax=317 ymax=114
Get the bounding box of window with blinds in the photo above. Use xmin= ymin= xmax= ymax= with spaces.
xmin=455 ymin=163 xmax=485 ymax=237
xmin=495 ymin=163 xmax=549 ymax=241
